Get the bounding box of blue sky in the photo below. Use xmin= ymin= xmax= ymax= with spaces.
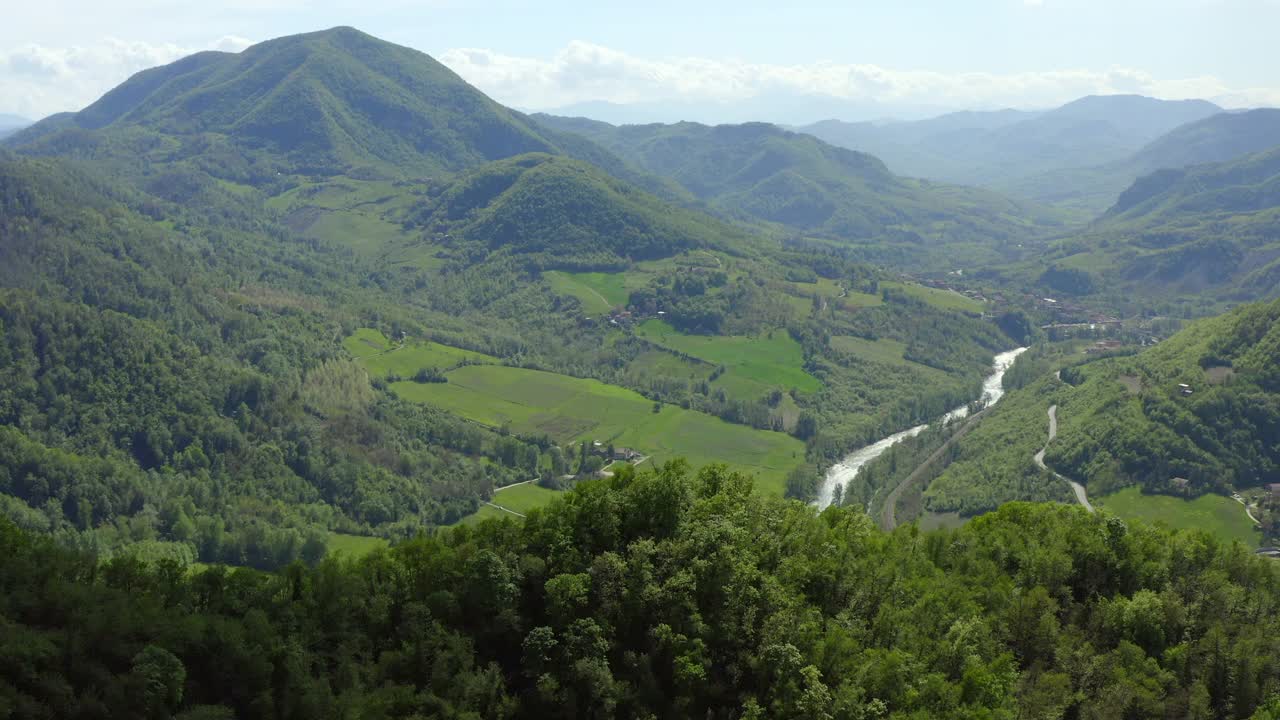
xmin=2 ymin=0 xmax=1277 ymax=121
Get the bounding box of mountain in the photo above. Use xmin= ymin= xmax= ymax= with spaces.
xmin=1128 ymin=108 xmax=1280 ymax=171
xmin=1021 ymin=145 xmax=1280 ymax=308
xmin=533 ymin=116 xmax=1067 ymax=268
xmin=1008 ymin=108 xmax=1280 ymax=213
xmin=3 ymin=27 xmax=677 ymax=200
xmin=0 ymin=29 xmax=1031 ymax=571
xmin=404 ymin=152 xmax=754 ymax=266
xmin=796 ymin=95 xmax=1224 ymax=212
xmin=0 ymin=113 xmax=30 ymax=139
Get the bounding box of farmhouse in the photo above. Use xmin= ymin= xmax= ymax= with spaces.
xmin=613 ymin=447 xmax=642 ymax=462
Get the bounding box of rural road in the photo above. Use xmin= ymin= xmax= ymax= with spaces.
xmin=483 ymin=501 xmax=526 ymax=518
xmin=879 ymin=408 xmax=989 ymax=531
xmin=1232 ymin=495 xmax=1261 ymax=526
xmin=1035 ymin=405 xmax=1094 ymax=512
xmin=583 ymin=286 xmax=612 ymax=310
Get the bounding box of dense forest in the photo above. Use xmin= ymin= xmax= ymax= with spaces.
xmin=4 ymin=463 xmax=1280 ymax=719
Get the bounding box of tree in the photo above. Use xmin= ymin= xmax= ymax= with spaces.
xmin=131 ymin=645 xmax=186 ymax=719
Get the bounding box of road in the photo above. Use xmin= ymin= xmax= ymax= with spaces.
xmin=880 ymin=408 xmax=989 ymax=530
xmin=1034 ymin=405 xmax=1094 ymax=512
xmin=1232 ymin=494 xmax=1261 ymax=525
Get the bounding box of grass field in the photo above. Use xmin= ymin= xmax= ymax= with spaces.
xmin=627 ymin=350 xmax=710 ymax=382
xmin=454 ymin=504 xmax=509 ymax=526
xmin=636 ymin=320 xmax=821 ymax=397
xmin=344 ymin=329 xmax=495 ymax=377
xmin=881 ymin=281 xmax=984 ymax=314
xmin=1098 ymin=487 xmax=1261 ymax=547
xmin=392 ymin=364 xmax=804 ymax=493
xmin=831 ymin=336 xmax=911 ymax=365
xmin=326 ymin=532 xmax=389 ymax=557
xmin=544 ymin=271 xmax=643 ymax=313
xmin=491 ymin=483 xmax=562 ymax=514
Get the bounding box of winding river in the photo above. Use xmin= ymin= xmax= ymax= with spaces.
xmin=815 ymin=347 xmax=1028 ymax=510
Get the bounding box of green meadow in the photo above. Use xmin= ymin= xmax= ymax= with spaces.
xmin=636 ymin=320 xmax=820 ymax=398
xmin=344 ymin=329 xmax=495 ymax=377
xmin=1098 ymin=487 xmax=1261 ymax=547
xmin=326 ymin=532 xmax=389 ymax=557
xmin=392 ymin=364 xmax=803 ymax=493
xmin=491 ymin=483 xmax=562 ymax=514
xmin=881 ymin=281 xmax=984 ymax=314
xmin=544 ymin=271 xmax=638 ymax=313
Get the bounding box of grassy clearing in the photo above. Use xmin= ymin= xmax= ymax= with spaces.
xmin=544 ymin=271 xmax=638 ymax=312
xmin=1098 ymin=486 xmax=1260 ymax=547
xmin=302 ymin=209 xmax=408 ymax=255
xmin=392 ymin=364 xmax=803 ymax=493
xmin=491 ymin=483 xmax=562 ymax=514
xmin=882 ymin=281 xmax=984 ymax=314
xmin=454 ymin=504 xmax=509 ymax=526
xmin=831 ymin=336 xmax=912 ymax=366
xmin=627 ymin=350 xmax=709 ymax=381
xmin=327 ymin=532 xmax=389 ymax=557
xmin=343 ymin=329 xmax=495 ymax=377
xmin=636 ymin=320 xmax=821 ymax=396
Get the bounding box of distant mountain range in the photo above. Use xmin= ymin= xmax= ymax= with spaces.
xmin=533 ymin=115 xmax=1067 ymax=268
xmin=0 ymin=113 xmax=30 ymax=139
xmin=1020 ymin=145 xmax=1280 ymax=307
xmin=796 ymin=96 xmax=1250 ymax=214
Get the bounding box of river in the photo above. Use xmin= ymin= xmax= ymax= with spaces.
xmin=814 ymin=347 xmax=1028 ymax=510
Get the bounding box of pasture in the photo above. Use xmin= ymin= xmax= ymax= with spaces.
xmin=344 ymin=329 xmax=495 ymax=377
xmin=1098 ymin=486 xmax=1260 ymax=547
xmin=636 ymin=320 xmax=821 ymax=397
xmin=392 ymin=364 xmax=804 ymax=493
xmin=326 ymin=532 xmax=389 ymax=557
xmin=881 ymin=281 xmax=984 ymax=314
xmin=544 ymin=270 xmax=637 ymax=313
xmin=491 ymin=483 xmax=562 ymax=514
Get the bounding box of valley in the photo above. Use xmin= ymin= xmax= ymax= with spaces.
xmin=3 ymin=18 xmax=1280 ymax=719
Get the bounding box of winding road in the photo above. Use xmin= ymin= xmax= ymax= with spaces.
xmin=1034 ymin=405 xmax=1094 ymax=512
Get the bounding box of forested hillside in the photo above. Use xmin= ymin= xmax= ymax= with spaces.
xmin=0 ymin=28 xmax=1036 ymax=564
xmin=5 ymin=463 xmax=1280 ymax=718
xmin=534 ymin=115 xmax=1064 ymax=269
xmin=1009 ymin=108 xmax=1280 ymax=213
xmin=908 ymin=298 xmax=1280 ymax=522
xmin=0 ymin=153 xmax=556 ymax=565
xmin=1018 ymin=145 xmax=1280 ymax=312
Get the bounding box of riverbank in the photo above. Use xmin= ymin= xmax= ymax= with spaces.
xmin=816 ymin=347 xmax=1027 ymax=511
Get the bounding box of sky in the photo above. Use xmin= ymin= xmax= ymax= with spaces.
xmin=2 ymin=0 xmax=1278 ymax=124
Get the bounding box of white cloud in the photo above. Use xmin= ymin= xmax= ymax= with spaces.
xmin=4 ymin=35 xmax=1278 ymax=123
xmin=0 ymin=36 xmax=252 ymax=118
xmin=440 ymin=42 xmax=1280 ymax=118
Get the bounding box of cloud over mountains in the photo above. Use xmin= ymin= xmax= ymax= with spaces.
xmin=3 ymin=35 xmax=1277 ymax=122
